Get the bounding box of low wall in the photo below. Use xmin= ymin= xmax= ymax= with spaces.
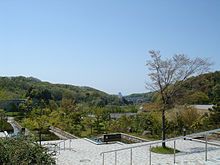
xmin=121 ymin=133 xmax=149 ymax=143
xmin=50 ymin=126 xmax=78 ymax=139
xmin=8 ymin=118 xmax=32 ymax=136
xmin=12 ymin=120 xmax=22 ymax=130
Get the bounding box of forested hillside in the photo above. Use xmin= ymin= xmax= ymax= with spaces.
xmin=0 ymin=71 xmax=219 ymax=107
xmin=0 ymin=76 xmax=122 ymax=106
xmin=126 ymin=71 xmax=220 ymax=105
xmin=125 ymin=92 xmax=154 ymax=104
xmin=172 ymin=71 xmax=220 ymax=104
xmin=0 ymin=72 xmax=219 ymax=139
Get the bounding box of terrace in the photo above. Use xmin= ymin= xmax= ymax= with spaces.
xmin=43 ymin=129 xmax=220 ymax=165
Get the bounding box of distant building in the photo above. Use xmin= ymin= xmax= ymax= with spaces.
xmin=118 ymin=92 xmax=131 ymax=105
xmin=192 ymin=104 xmax=213 ymax=113
xmin=118 ymin=92 xmax=123 ymax=99
xmin=193 ymin=104 xmax=213 ymax=110
xmin=110 ymin=113 xmax=136 ymax=120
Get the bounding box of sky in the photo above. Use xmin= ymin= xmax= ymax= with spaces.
xmin=0 ymin=0 xmax=219 ymax=95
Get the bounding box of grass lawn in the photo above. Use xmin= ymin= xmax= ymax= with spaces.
xmin=80 ymin=128 xmax=93 ymax=137
xmin=151 ymin=146 xmax=180 ymax=154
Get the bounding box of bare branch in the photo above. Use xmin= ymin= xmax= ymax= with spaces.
xmin=146 ymin=50 xmax=211 ymax=105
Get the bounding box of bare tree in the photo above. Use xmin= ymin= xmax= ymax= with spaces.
xmin=146 ymin=50 xmax=211 ymax=147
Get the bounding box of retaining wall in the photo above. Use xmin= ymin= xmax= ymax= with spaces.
xmin=50 ymin=126 xmax=78 ymax=139
xmin=121 ymin=133 xmax=149 ymax=143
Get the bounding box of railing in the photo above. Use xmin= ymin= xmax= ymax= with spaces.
xmin=100 ymin=128 xmax=220 ymax=165
xmin=186 ymin=128 xmax=220 ymax=138
xmin=43 ymin=143 xmax=59 ymax=156
xmin=43 ymin=139 xmax=76 ymax=155
xmin=100 ymin=137 xmax=180 ymax=165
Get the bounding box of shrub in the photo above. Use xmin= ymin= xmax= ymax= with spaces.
xmin=0 ymin=136 xmax=55 ymax=165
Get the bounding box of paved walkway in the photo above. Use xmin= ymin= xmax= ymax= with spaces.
xmin=7 ymin=117 xmax=21 ymax=136
xmin=0 ymin=132 xmax=7 ymax=137
xmin=43 ymin=138 xmax=220 ymax=165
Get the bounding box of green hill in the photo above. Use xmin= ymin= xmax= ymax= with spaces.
xmin=173 ymin=71 xmax=220 ymax=104
xmin=0 ymin=76 xmax=121 ymax=106
xmin=0 ymin=71 xmax=219 ymax=108
xmin=125 ymin=92 xmax=154 ymax=104
xmin=126 ymin=71 xmax=220 ymax=105
xmin=149 ymin=71 xmax=220 ymax=105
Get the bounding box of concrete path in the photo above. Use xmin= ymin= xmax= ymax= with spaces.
xmin=43 ymin=138 xmax=220 ymax=165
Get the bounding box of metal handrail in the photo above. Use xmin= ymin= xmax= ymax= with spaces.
xmin=100 ymin=128 xmax=220 ymax=165
xmin=100 ymin=138 xmax=181 ymax=165
xmin=100 ymin=136 xmax=183 ymax=155
xmin=56 ymin=139 xmax=73 ymax=150
xmin=185 ymin=128 xmax=220 ymax=138
xmin=100 ymin=128 xmax=220 ymax=155
xmin=43 ymin=138 xmax=75 ymax=155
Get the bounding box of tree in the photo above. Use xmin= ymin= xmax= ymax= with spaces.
xmin=22 ymin=108 xmax=51 ymax=145
xmin=61 ymin=98 xmax=76 ymax=113
xmin=146 ymin=50 xmax=211 ymax=147
xmin=209 ymin=103 xmax=220 ymax=126
xmin=26 ymin=87 xmax=52 ymax=108
xmin=187 ymin=91 xmax=209 ymax=104
xmin=178 ymin=106 xmax=201 ymax=131
xmin=0 ymin=109 xmax=6 ymax=131
xmin=93 ymin=107 xmax=110 ymax=133
xmin=82 ymin=116 xmax=95 ymax=135
xmin=212 ymin=84 xmax=220 ymax=103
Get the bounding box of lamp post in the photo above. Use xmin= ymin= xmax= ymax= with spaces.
xmin=183 ymin=128 xmax=186 ymax=140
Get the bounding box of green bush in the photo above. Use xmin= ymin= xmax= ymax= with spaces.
xmin=33 ymin=130 xmax=60 ymax=141
xmin=0 ymin=136 xmax=55 ymax=165
xmin=0 ymin=119 xmax=13 ymax=132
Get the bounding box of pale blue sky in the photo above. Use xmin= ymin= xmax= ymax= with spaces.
xmin=0 ymin=0 xmax=219 ymax=95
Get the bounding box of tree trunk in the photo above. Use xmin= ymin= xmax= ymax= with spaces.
xmin=39 ymin=128 xmax=42 ymax=146
xmin=90 ymin=126 xmax=93 ymax=135
xmin=162 ymin=109 xmax=166 ymax=148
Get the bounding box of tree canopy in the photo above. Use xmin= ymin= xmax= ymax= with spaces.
xmin=146 ymin=50 xmax=211 ymax=147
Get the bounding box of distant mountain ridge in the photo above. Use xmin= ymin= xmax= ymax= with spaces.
xmin=125 ymin=92 xmax=154 ymax=104
xmin=0 ymin=76 xmax=122 ymax=106
xmin=126 ymin=71 xmax=220 ymax=105
xmin=0 ymin=71 xmax=219 ymax=106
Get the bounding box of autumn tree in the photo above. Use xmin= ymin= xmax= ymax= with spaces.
xmin=146 ymin=50 xmax=211 ymax=147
